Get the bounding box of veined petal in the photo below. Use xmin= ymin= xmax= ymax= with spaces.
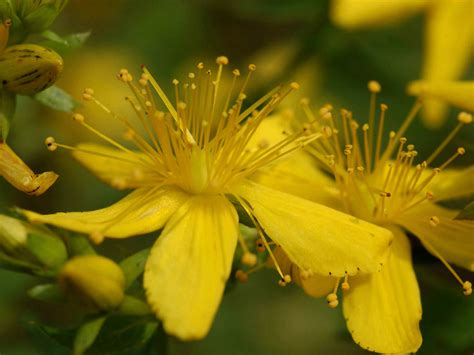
xmin=73 ymin=143 xmax=151 ymax=190
xmin=22 ymin=187 xmax=189 ymax=238
xmin=407 ymin=81 xmax=474 ymax=113
xmin=144 ymin=195 xmax=238 ymax=340
xmin=235 ymin=180 xmax=393 ymax=277
xmin=330 ymin=0 xmax=428 ymax=29
xmin=422 ymin=0 xmax=473 ymax=127
xmin=343 ymin=227 xmax=422 ymax=354
xmin=431 ymin=166 xmax=474 ymax=201
xmin=399 ymin=203 xmax=474 ymax=271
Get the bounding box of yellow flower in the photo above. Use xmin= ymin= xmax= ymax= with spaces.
xmin=21 ymin=58 xmax=393 ymax=340
xmin=330 ymin=0 xmax=474 ymax=128
xmin=257 ymin=82 xmax=473 ymax=353
xmin=0 ymin=141 xmax=58 ymax=195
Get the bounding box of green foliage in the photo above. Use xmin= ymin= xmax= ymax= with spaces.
xmin=34 ymin=85 xmax=80 ymax=112
xmin=73 ymin=316 xmax=107 ymax=355
xmin=41 ymin=30 xmax=91 ymax=54
xmin=119 ymin=248 xmax=150 ymax=289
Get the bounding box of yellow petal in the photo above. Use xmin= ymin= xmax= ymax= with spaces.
xmin=430 ymin=166 xmax=474 ymax=201
xmin=330 ymin=0 xmax=428 ymax=29
xmin=422 ymin=0 xmax=474 ymax=127
xmin=235 ymin=180 xmax=393 ymax=277
xmin=252 ymin=151 xmax=341 ymax=208
xmin=407 ymin=81 xmax=474 ymax=113
xmin=73 ymin=143 xmax=151 ymax=190
xmin=343 ymin=227 xmax=422 ymax=354
xmin=0 ymin=142 xmax=58 ymax=196
xmin=399 ymin=203 xmax=474 ymax=271
xmin=144 ymin=195 xmax=238 ymax=340
xmin=22 ymin=187 xmax=189 ymax=238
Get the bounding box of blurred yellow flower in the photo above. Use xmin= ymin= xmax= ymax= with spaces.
xmin=22 ymin=58 xmax=393 ymax=340
xmin=331 ymin=0 xmax=474 ymax=128
xmin=256 ymin=82 xmax=473 ymax=353
xmin=0 ymin=141 xmax=58 ymax=195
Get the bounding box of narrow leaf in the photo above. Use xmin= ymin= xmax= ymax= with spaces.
xmin=74 ymin=316 xmax=107 ymax=355
xmin=120 ymin=248 xmax=150 ymax=289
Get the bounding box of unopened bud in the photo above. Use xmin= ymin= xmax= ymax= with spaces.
xmin=0 ymin=214 xmax=67 ymax=273
xmin=59 ymin=255 xmax=125 ymax=310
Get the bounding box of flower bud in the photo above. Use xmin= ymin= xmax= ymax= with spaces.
xmin=13 ymin=0 xmax=68 ymax=34
xmin=0 ymin=44 xmax=63 ymax=95
xmin=0 ymin=214 xmax=67 ymax=273
xmin=59 ymin=255 xmax=126 ymax=311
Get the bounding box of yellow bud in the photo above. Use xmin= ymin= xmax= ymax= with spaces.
xmin=59 ymin=255 xmax=125 ymax=310
xmin=0 ymin=44 xmax=63 ymax=95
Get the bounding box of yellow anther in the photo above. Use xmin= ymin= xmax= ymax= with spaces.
xmin=457 ymin=112 xmax=472 ymax=124
xmin=84 ymin=88 xmax=94 ymax=95
xmin=177 ymin=101 xmax=186 ymax=110
xmin=235 ymin=270 xmax=248 ymax=283
xmin=322 ymin=126 xmax=332 ymax=138
xmin=255 ymin=238 xmax=265 ymax=252
xmin=232 ymin=69 xmax=240 ymax=76
xmin=111 ymin=177 xmax=127 ymax=190
xmin=341 ymin=281 xmax=350 ymax=291
xmin=72 ymin=113 xmax=85 ymax=122
xmin=283 ymin=275 xmax=292 ymax=283
xmin=368 ymin=80 xmax=381 ymax=93
xmin=326 ymin=293 xmax=339 ymax=308
xmin=172 ymin=79 xmax=179 ymax=85
xmin=380 ymin=103 xmax=388 ymax=111
xmin=400 ymin=137 xmax=407 ymax=144
xmin=426 ymin=191 xmax=434 ymax=200
xmin=389 ymin=131 xmax=396 ymax=138
xmin=429 ymin=216 xmax=440 ymax=227
xmin=362 ymin=123 xmax=369 ymax=131
xmin=278 ymin=279 xmax=287 ymax=287
xmin=463 ymin=281 xmax=472 ymax=296
xmin=457 ymin=147 xmax=466 ymax=155
xmin=89 ymin=231 xmax=104 ymax=245
xmin=300 ymin=97 xmax=310 ymax=106
xmin=45 ymin=136 xmax=57 ymax=151
xmin=241 ymin=252 xmax=257 ymax=266
xmin=216 ymin=56 xmax=229 ymax=65
xmin=248 ymin=64 xmax=256 ymax=71
xmin=197 ymin=62 xmax=204 ymax=69
xmin=290 ymin=82 xmax=300 ymax=90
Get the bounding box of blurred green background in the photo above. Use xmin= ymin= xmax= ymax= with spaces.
xmin=1 ymin=0 xmax=473 ymax=354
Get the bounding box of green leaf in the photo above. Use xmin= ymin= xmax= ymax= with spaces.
xmin=23 ymin=320 xmax=73 ymax=355
xmin=88 ymin=316 xmax=159 ymax=355
xmin=27 ymin=231 xmax=68 ymax=272
xmin=33 ymin=85 xmax=79 ymax=112
xmin=455 ymin=201 xmax=474 ymax=220
xmin=74 ymin=316 xmax=107 ymax=355
xmin=120 ymin=248 xmax=150 ymax=289
xmin=0 ymin=90 xmax=16 ymax=140
xmin=28 ymin=283 xmax=65 ymax=303
xmin=117 ymin=295 xmax=151 ymax=316
xmin=41 ymin=30 xmax=91 ymax=53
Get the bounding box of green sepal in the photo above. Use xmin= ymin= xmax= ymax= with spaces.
xmin=65 ymin=232 xmax=96 ymax=256
xmin=73 ymin=316 xmax=107 ymax=355
xmin=455 ymin=201 xmax=474 ymax=220
xmin=34 ymin=85 xmax=79 ymax=113
xmin=27 ymin=231 xmax=68 ymax=272
xmin=116 ymin=295 xmax=151 ymax=316
xmin=0 ymin=89 xmax=16 ymax=140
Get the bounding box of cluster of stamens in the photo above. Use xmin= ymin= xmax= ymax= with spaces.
xmin=292 ymin=81 xmax=472 ymax=300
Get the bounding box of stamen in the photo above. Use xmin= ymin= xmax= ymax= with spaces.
xmin=426 ymin=112 xmax=472 ymax=166
xmin=235 ymin=270 xmax=249 ymax=283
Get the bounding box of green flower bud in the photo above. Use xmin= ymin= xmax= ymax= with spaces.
xmin=13 ymin=0 xmax=68 ymax=33
xmin=0 ymin=214 xmax=68 ymax=273
xmin=59 ymin=255 xmax=126 ymax=311
xmin=0 ymin=43 xmax=63 ymax=94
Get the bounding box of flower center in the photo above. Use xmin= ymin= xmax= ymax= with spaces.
xmin=44 ymin=56 xmax=320 ymax=196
